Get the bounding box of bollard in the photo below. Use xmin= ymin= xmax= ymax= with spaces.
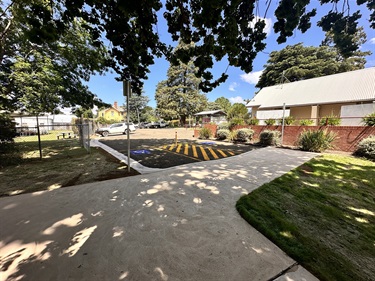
xmin=175 ymin=131 xmax=178 ymax=146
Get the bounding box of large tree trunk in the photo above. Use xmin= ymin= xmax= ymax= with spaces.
xmin=180 ymin=115 xmax=186 ymax=126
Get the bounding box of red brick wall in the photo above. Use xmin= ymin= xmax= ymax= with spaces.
xmin=195 ymin=124 xmax=375 ymax=152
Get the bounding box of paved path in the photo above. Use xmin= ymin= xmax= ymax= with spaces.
xmin=0 ymin=147 xmax=319 ymax=281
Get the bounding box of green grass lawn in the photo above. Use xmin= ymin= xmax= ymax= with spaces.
xmin=236 ymin=154 xmax=375 ymax=281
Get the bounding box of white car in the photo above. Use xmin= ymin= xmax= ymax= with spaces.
xmin=96 ymin=122 xmax=136 ymax=137
xmin=150 ymin=121 xmax=168 ymax=128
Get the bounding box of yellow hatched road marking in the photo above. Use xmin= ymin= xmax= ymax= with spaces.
xmin=207 ymin=147 xmax=219 ymax=159
xmin=192 ymin=145 xmax=198 ymax=158
xmin=184 ymin=144 xmax=189 ymax=155
xmin=217 ymin=149 xmax=227 ymax=157
xmin=176 ymin=144 xmax=182 ymax=153
xmin=158 ymin=143 xmax=234 ymax=160
xmin=199 ymin=146 xmax=210 ymax=161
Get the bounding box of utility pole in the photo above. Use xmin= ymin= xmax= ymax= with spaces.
xmin=123 ymin=81 xmax=132 ymax=172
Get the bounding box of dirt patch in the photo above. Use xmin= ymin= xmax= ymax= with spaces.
xmin=0 ymin=147 xmax=139 ymax=197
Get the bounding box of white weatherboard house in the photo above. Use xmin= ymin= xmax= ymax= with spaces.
xmin=246 ymin=67 xmax=375 ymax=126
xmin=194 ymin=110 xmax=227 ymax=124
xmin=13 ymin=113 xmax=75 ymax=131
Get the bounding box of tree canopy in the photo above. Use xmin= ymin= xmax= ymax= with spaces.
xmin=0 ymin=1 xmax=109 ymax=114
xmin=256 ymin=40 xmax=370 ymax=88
xmin=155 ymin=41 xmax=207 ymax=124
xmin=214 ymin=97 xmax=232 ymax=113
xmin=126 ymin=94 xmax=150 ymax=124
xmin=1 ymin=0 xmax=373 ymax=95
xmin=205 ymin=97 xmax=231 ymax=112
xmin=227 ymin=103 xmax=249 ymax=121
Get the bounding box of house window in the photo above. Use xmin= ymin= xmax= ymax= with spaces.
xmin=111 ymin=111 xmax=114 ymax=116
xmin=101 ymin=113 xmax=104 ymax=117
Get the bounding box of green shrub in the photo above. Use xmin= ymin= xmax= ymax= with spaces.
xmin=264 ymin=118 xmax=276 ymax=125
xmin=216 ymin=129 xmax=230 ymax=140
xmin=259 ymin=130 xmax=281 ymax=146
xmin=297 ymin=129 xmax=337 ymax=152
xmin=319 ymin=115 xmax=341 ymax=126
xmin=217 ymin=122 xmax=229 ymax=130
xmin=299 ymin=119 xmax=314 ymax=126
xmin=0 ymin=113 xmax=22 ymax=167
xmin=199 ymin=127 xmax=213 ymax=139
xmin=228 ymin=130 xmax=237 ymax=141
xmin=229 ymin=118 xmax=245 ymax=129
xmin=247 ymin=118 xmax=259 ymax=125
xmin=355 ymin=135 xmax=375 ymax=160
xmin=278 ymin=116 xmax=295 ymax=125
xmin=234 ymin=128 xmax=254 ymax=142
xmin=362 ymin=112 xmax=375 ymax=127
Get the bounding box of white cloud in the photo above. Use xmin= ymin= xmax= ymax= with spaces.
xmin=240 ymin=70 xmax=263 ymax=85
xmin=229 ymin=96 xmax=245 ymax=104
xmin=229 ymin=82 xmax=238 ymax=92
xmin=369 ymin=38 xmax=375 ymax=44
xmin=250 ymin=16 xmax=273 ymax=36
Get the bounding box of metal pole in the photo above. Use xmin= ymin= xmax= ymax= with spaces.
xmin=281 ymin=103 xmax=286 ymax=145
xmin=87 ymin=122 xmax=91 ymax=154
xmin=124 ymin=81 xmax=131 ymax=172
xmin=36 ymin=115 xmax=42 ymax=159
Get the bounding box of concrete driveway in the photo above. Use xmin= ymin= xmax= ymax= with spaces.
xmin=0 ymin=147 xmax=318 ymax=281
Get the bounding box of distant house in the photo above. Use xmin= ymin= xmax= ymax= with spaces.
xmin=246 ymin=67 xmax=375 ymax=126
xmin=195 ymin=110 xmax=227 ymax=124
xmin=12 ymin=112 xmax=75 ymax=133
xmin=97 ymin=101 xmax=125 ymax=122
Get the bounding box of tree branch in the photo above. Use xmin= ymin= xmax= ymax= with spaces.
xmin=0 ymin=0 xmax=15 ymax=18
xmin=0 ymin=16 xmax=13 ymax=42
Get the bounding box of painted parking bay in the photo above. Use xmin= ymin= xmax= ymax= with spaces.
xmin=161 ymin=142 xmax=237 ymax=161
xmin=128 ymin=141 xmax=255 ymax=168
xmin=99 ymin=137 xmax=255 ymax=169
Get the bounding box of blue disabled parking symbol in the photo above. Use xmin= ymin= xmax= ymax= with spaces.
xmin=201 ymin=141 xmax=216 ymax=145
xmin=131 ymin=149 xmax=151 ymax=155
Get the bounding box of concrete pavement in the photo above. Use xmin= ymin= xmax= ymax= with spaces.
xmin=0 ymin=147 xmax=319 ymax=281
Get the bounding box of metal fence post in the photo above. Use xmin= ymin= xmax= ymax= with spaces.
xmin=36 ymin=115 xmax=42 ymax=159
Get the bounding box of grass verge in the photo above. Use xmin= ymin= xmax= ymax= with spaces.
xmin=236 ymin=154 xmax=375 ymax=281
xmin=0 ymin=139 xmax=139 ymax=196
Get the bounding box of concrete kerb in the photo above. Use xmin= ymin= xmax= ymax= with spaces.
xmin=90 ymin=139 xmax=164 ymax=174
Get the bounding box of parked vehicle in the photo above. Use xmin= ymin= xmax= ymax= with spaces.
xmin=150 ymin=121 xmax=168 ymax=128
xmin=95 ymin=122 xmax=136 ymax=137
xmin=139 ymin=122 xmax=151 ymax=128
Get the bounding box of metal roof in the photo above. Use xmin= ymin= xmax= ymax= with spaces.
xmin=194 ymin=110 xmax=226 ymax=116
xmin=246 ymin=67 xmax=375 ymax=109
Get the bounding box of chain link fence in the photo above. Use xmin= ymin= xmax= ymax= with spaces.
xmin=14 ymin=121 xmax=95 ymax=160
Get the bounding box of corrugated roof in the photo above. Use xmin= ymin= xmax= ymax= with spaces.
xmin=194 ymin=110 xmax=226 ymax=116
xmin=246 ymin=67 xmax=375 ymax=109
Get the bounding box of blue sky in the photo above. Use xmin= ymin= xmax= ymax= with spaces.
xmin=86 ymin=1 xmax=375 ymax=109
